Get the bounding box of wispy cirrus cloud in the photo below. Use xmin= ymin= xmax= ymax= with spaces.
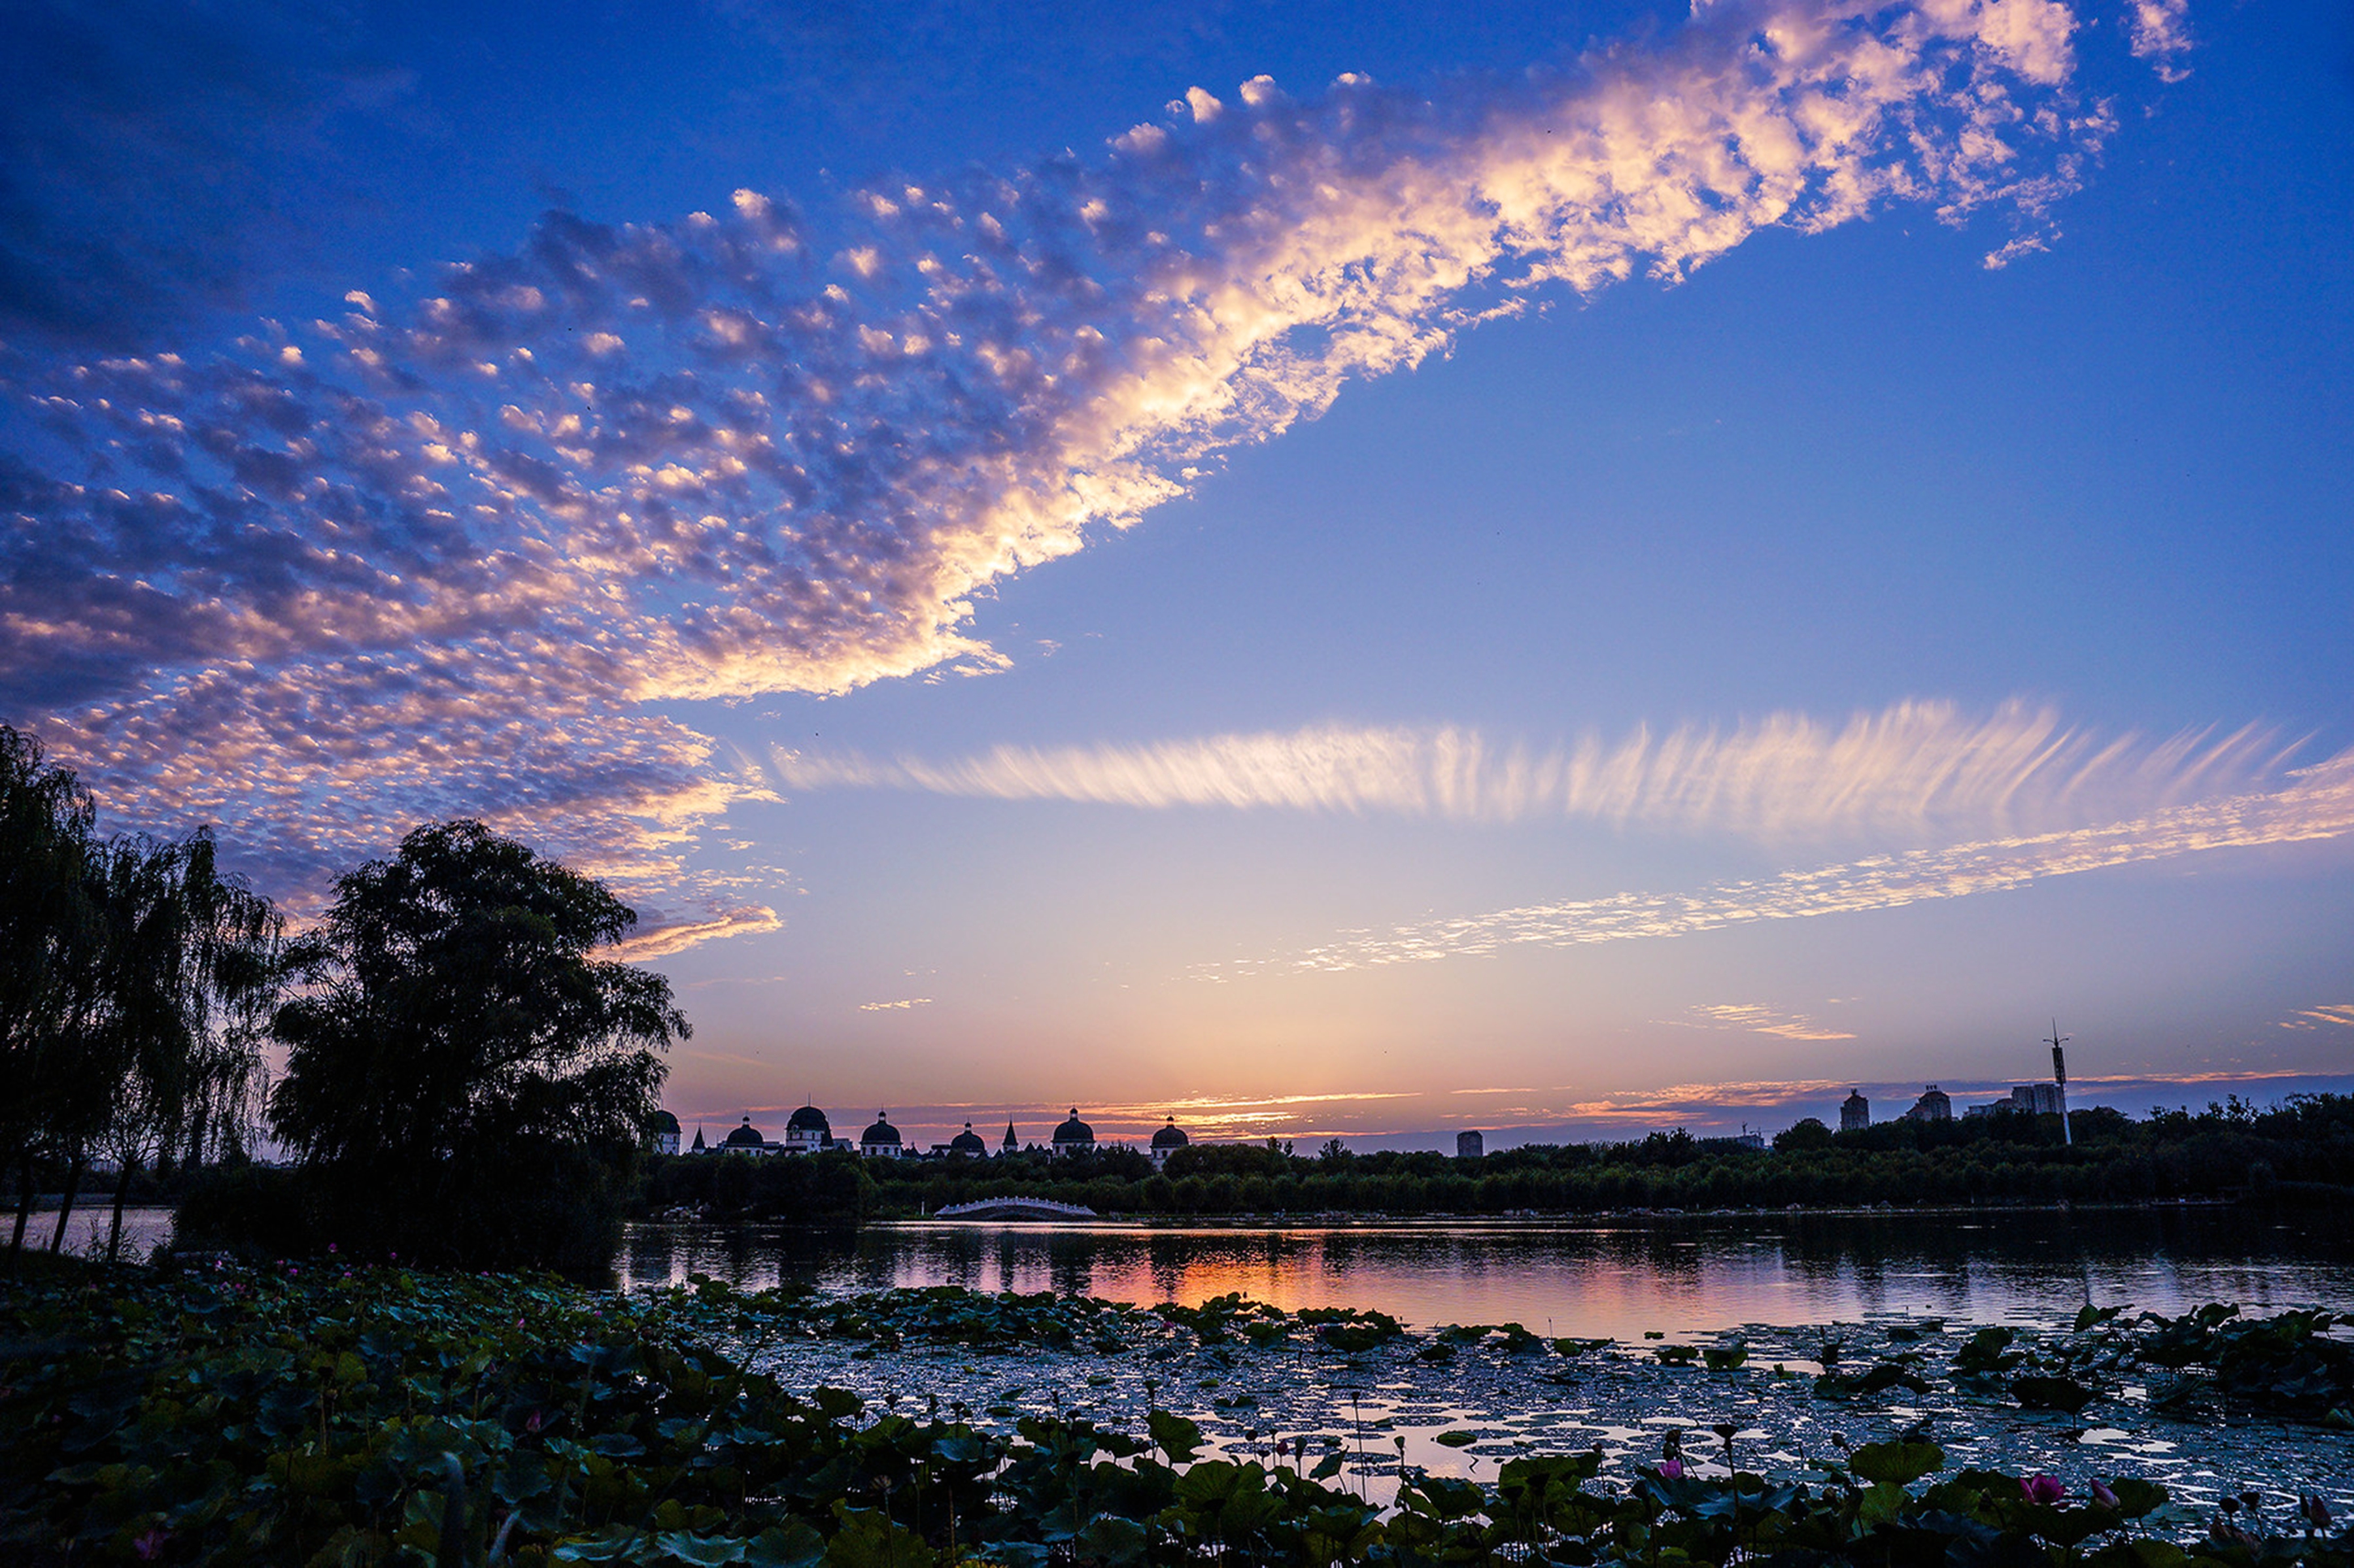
xmin=1211 ymin=749 xmax=2354 ymax=976
xmin=3 ymin=0 xmax=2179 ymax=941
xmin=770 ymin=700 xmax=2289 ymax=844
xmin=1676 ymin=1004 xmax=1857 ymax=1040
xmin=2279 ymin=1005 xmax=2354 ymax=1031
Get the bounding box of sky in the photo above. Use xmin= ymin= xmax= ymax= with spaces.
xmin=3 ymin=0 xmax=2351 ymax=1152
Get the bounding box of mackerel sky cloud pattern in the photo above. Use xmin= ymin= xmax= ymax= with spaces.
xmin=3 ymin=0 xmax=2169 ymax=939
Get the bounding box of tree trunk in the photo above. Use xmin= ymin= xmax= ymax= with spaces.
xmin=9 ymin=1153 xmax=34 ymax=1269
xmin=107 ymin=1153 xmax=139 ymax=1265
xmin=46 ymin=1150 xmax=85 ymax=1253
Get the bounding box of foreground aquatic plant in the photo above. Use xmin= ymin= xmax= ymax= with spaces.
xmin=7 ymin=1261 xmax=2354 ymax=1566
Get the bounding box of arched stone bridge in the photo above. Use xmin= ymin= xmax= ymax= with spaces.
xmin=930 ymin=1197 xmax=1100 ymax=1221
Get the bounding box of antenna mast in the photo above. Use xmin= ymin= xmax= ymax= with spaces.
xmin=2045 ymin=1019 xmax=2072 ymax=1146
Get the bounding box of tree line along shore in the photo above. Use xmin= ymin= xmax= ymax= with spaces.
xmin=630 ymin=1093 xmax=2354 ymax=1229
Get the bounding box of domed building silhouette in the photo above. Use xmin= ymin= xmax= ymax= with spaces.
xmin=784 ymin=1104 xmax=832 ymax=1152
xmin=947 ymin=1121 xmax=989 ymax=1157
xmin=1903 ymin=1085 xmax=1953 ymax=1123
xmin=721 ymin=1117 xmax=770 ymax=1155
xmin=1051 ymin=1108 xmax=1095 ymax=1155
xmin=859 ymin=1112 xmax=903 ymax=1159
xmin=646 ymin=1108 xmax=681 ymax=1156
xmin=1839 ymin=1089 xmax=1869 ymax=1133
xmin=1148 ymin=1117 xmax=1188 ymax=1167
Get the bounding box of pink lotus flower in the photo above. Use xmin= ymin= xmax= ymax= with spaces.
xmin=2090 ymin=1480 xmax=2121 ymax=1510
xmin=2022 ymin=1475 xmax=2066 ymax=1505
xmin=1658 ymin=1459 xmax=1686 ymax=1480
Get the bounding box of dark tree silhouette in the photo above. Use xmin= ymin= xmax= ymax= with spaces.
xmin=0 ymin=727 xmax=102 ymax=1264
xmin=1 ymin=727 xmax=282 ymax=1265
xmin=1773 ymin=1117 xmax=1835 ymax=1152
xmin=266 ymin=820 xmax=687 ymax=1272
xmin=86 ymin=830 xmax=280 ymax=1261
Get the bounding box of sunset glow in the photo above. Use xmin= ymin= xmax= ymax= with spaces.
xmin=5 ymin=0 xmax=2348 ymax=1151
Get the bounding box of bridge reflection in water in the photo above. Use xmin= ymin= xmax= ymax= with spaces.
xmin=613 ymin=1209 xmax=2354 ymax=1338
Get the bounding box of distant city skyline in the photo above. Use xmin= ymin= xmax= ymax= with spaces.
xmin=662 ymin=1068 xmax=2354 ymax=1157
xmin=4 ymin=0 xmax=2349 ymax=1132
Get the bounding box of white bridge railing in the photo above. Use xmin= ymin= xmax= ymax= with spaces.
xmin=931 ymin=1197 xmax=1100 ymax=1219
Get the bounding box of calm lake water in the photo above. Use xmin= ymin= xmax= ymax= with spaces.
xmin=17 ymin=1203 xmax=177 ymax=1261
xmin=617 ymin=1208 xmax=2354 ymax=1337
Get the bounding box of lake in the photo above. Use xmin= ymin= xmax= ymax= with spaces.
xmin=616 ymin=1205 xmax=2354 ymax=1336
xmin=16 ymin=1203 xmax=176 ymax=1262
xmin=46 ymin=1204 xmax=2351 ymax=1338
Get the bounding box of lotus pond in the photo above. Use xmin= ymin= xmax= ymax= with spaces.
xmin=8 ymin=1259 xmax=2354 ymax=1566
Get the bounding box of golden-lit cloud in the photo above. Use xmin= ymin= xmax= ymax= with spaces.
xmin=1675 ymin=1004 xmax=1856 ymax=1041
xmin=2 ymin=0 xmax=2174 ymax=946
xmin=772 ymin=700 xmax=2285 ymax=844
xmin=1213 ymin=748 xmax=2354 ymax=975
xmin=606 ymin=908 xmax=785 ymax=964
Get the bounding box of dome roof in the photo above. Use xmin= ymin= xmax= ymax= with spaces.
xmin=649 ymin=1109 xmax=681 ymax=1134
xmin=787 ymin=1104 xmax=830 ymax=1133
xmin=948 ymin=1121 xmax=987 ymax=1155
xmin=1150 ymin=1118 xmax=1187 ymax=1150
xmin=861 ymin=1113 xmax=900 ymax=1145
xmin=1842 ymin=1089 xmax=1868 ymax=1104
xmin=1051 ymin=1108 xmax=1094 ymax=1144
xmin=723 ymin=1117 xmax=766 ymax=1147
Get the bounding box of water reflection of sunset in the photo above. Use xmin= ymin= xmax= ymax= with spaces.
xmin=617 ymin=1214 xmax=2354 ymax=1338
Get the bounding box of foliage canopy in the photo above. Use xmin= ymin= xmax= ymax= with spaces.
xmin=262 ymin=819 xmax=685 ymax=1273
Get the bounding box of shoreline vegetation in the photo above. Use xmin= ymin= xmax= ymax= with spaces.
xmin=5 ymin=1256 xmax=2353 ymax=1565
xmin=624 ymin=1095 xmax=2354 ymax=1231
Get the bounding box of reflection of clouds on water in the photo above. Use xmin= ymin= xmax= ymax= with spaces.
xmin=617 ymin=1211 xmax=2354 ymax=1338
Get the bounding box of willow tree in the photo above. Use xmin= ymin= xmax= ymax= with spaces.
xmin=0 ymin=724 xmax=283 ymax=1263
xmin=83 ymin=830 xmax=281 ymax=1261
xmin=0 ymin=728 xmax=102 ymax=1263
xmin=267 ymin=820 xmax=685 ymax=1273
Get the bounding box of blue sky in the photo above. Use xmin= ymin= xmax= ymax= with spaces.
xmin=3 ymin=0 xmax=2350 ymax=1150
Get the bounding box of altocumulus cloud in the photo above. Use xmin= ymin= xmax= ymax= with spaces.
xmin=3 ymin=0 xmax=2174 ymax=944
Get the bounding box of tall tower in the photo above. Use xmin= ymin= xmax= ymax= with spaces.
xmin=2047 ymin=1020 xmax=2072 ymax=1146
